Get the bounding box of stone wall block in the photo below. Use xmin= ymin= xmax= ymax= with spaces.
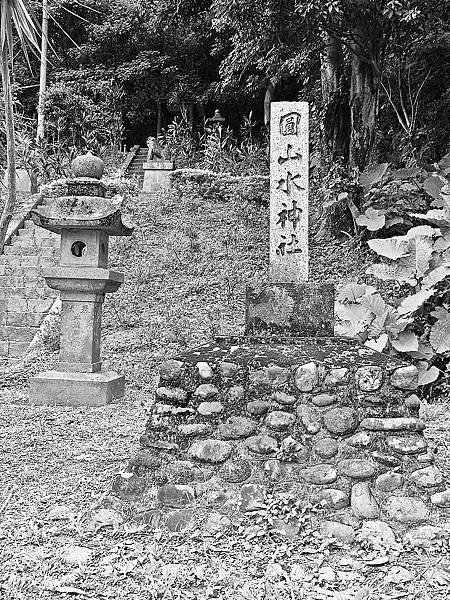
xmin=159 ymin=359 xmax=185 ymax=382
xmin=356 ymin=366 xmax=383 ymax=392
xmin=196 ymin=361 xmax=214 ymax=381
xmin=361 ymin=417 xmax=425 ymax=432
xmin=265 ymin=410 xmax=296 ymax=431
xmin=155 ymin=386 xmax=188 ymax=406
xmin=300 ymin=464 xmax=338 ymax=485
xmin=324 ymin=367 xmax=349 ymax=387
xmin=294 ymin=362 xmax=319 ymax=392
xmin=217 ymin=416 xmax=257 ymax=440
xmin=390 ymin=366 xmax=418 ymax=390
xmin=351 ymin=482 xmax=379 ymax=519
xmin=297 ymin=404 xmax=322 ymax=434
xmin=324 ymin=407 xmax=359 ymax=436
xmin=194 ymin=383 xmax=219 ymax=399
xmin=188 ymin=439 xmax=232 ymax=463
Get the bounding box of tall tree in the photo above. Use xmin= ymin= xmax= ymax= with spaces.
xmin=0 ymin=0 xmax=39 ymax=253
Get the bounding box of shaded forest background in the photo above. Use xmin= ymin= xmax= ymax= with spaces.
xmin=5 ymin=0 xmax=450 ymax=174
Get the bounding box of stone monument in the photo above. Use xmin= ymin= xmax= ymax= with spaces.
xmin=142 ymin=136 xmax=174 ymax=193
xmin=123 ymin=103 xmax=450 ymax=533
xmin=29 ymin=152 xmax=133 ymax=406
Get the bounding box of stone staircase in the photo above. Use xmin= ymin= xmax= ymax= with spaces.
xmin=0 ymin=208 xmax=60 ymax=367
xmin=126 ymin=146 xmax=147 ymax=184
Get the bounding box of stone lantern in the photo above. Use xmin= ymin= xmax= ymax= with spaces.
xmin=29 ymin=153 xmax=134 ymax=406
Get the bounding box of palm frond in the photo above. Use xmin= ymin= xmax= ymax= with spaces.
xmin=1 ymin=0 xmax=39 ymax=66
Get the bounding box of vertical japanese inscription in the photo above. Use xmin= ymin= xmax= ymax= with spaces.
xmin=270 ymin=102 xmax=308 ymax=283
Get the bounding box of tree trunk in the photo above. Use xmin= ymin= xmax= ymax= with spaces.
xmin=320 ymin=32 xmax=350 ymax=162
xmin=349 ymin=37 xmax=379 ymax=170
xmin=264 ymin=78 xmax=276 ymax=128
xmin=0 ymin=44 xmax=17 ymax=254
xmin=36 ymin=0 xmax=49 ymax=144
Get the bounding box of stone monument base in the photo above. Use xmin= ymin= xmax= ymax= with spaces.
xmin=123 ymin=336 xmax=450 ymax=530
xmin=142 ymin=161 xmax=174 ymax=192
xmin=29 ymin=370 xmax=125 ymax=406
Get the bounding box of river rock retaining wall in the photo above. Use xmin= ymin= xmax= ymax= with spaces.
xmin=124 ymin=336 xmax=450 ymax=534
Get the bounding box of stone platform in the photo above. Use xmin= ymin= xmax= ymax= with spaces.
xmin=128 ymin=336 xmax=450 ymax=530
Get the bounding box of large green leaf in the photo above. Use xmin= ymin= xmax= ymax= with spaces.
xmin=397 ymin=288 xmax=436 ymax=315
xmin=412 ymin=209 xmax=450 ymax=227
xmin=359 ymin=293 xmax=387 ymax=316
xmin=391 ymin=167 xmax=421 ymax=180
xmin=356 ymin=208 xmax=386 ymax=231
xmin=359 ymin=163 xmax=389 ymax=189
xmin=423 ymin=175 xmax=446 ymax=200
xmin=366 ymin=263 xmax=416 ymax=285
xmin=368 ymin=236 xmax=409 ymax=260
xmin=390 ymin=331 xmax=419 ymax=352
xmin=430 ymin=307 xmax=450 ymax=353
xmin=422 ymin=265 xmax=450 ymax=289
xmin=337 ymin=283 xmax=375 ymax=303
xmin=365 ymin=334 xmax=388 ymax=352
xmin=417 ymin=363 xmax=440 ymax=385
xmin=406 ymin=225 xmax=440 ymax=239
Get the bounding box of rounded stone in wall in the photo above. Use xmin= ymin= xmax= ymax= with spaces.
xmin=355 ymin=366 xmax=383 ymax=392
xmin=196 ymin=361 xmax=213 ymax=381
xmin=156 ymin=387 xmax=187 ymax=404
xmin=385 ymin=496 xmax=429 ymax=523
xmin=247 ymin=400 xmax=270 ymax=415
xmin=410 ymin=466 xmax=444 ymax=488
xmin=188 ymin=439 xmax=232 ymax=463
xmin=311 ymin=393 xmax=335 ymax=407
xmin=375 ymin=472 xmax=403 ymax=492
xmin=219 ymin=361 xmax=239 ymax=377
xmin=280 ymin=436 xmax=310 ymax=462
xmin=197 ymin=401 xmax=223 ymax=416
xmin=338 ymin=459 xmax=375 ymax=480
xmin=350 ymin=482 xmax=379 ymax=519
xmin=297 ymin=405 xmax=321 ymax=434
xmin=246 ymin=434 xmax=278 ymax=454
xmin=430 ymin=489 xmax=450 ymax=507
xmin=218 ymin=416 xmax=258 ymax=440
xmin=219 ymin=459 xmax=252 ymax=483
xmin=160 ymin=359 xmax=184 ymax=381
xmin=324 ymin=407 xmax=358 ymax=436
xmin=318 ymin=488 xmax=349 ymax=510
xmin=324 ymin=368 xmax=349 ymax=387
xmin=178 ymin=423 xmax=212 ymax=437
xmin=390 ymin=366 xmax=418 ymax=390
xmin=265 ymin=410 xmax=296 ymax=431
xmin=314 ymin=438 xmax=338 ymax=459
xmin=194 ymin=384 xmax=219 ymax=399
xmin=386 ymin=435 xmax=427 ymax=455
xmin=166 ymin=460 xmax=206 ymax=484
xmin=272 ymin=391 xmax=296 ymax=406
xmin=300 ymin=464 xmax=337 ymax=485
xmin=346 ymin=432 xmax=371 ymax=448
xmin=371 ymin=451 xmax=401 ymax=467
xmin=294 ymin=362 xmax=319 ymax=392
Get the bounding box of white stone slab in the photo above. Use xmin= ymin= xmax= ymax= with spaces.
xmin=269 ymin=102 xmax=308 ymax=283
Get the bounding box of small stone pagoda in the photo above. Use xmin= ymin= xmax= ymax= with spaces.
xmin=29 ymin=153 xmax=133 ymax=406
xmin=123 ymin=103 xmax=450 ymax=535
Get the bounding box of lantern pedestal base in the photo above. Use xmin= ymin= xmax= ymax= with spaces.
xmin=29 ymin=370 xmax=125 ymax=406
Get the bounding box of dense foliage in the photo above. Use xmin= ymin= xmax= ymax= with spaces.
xmin=3 ymin=0 xmax=448 ymax=170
